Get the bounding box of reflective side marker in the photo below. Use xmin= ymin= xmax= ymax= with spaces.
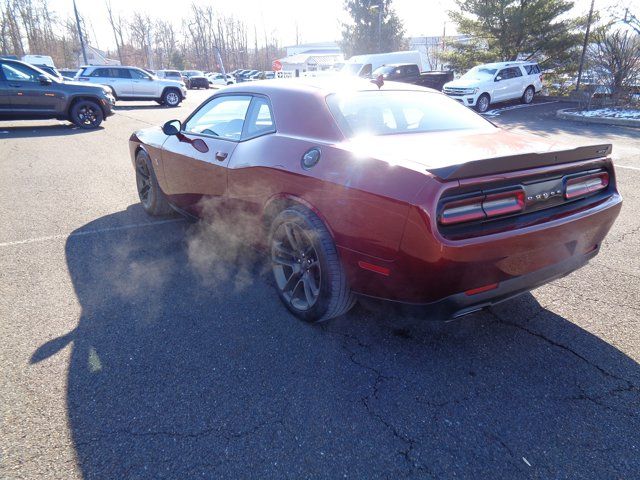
xmin=465 ymin=283 xmax=499 ymax=296
xmin=358 ymin=261 xmax=390 ymax=276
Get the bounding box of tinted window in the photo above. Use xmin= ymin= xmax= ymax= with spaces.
xmin=509 ymin=67 xmax=523 ymax=77
xmin=326 ymin=91 xmax=493 ymax=137
xmin=1 ymin=62 xmax=39 ymax=81
xmin=243 ymin=97 xmax=275 ymax=139
xmin=360 ymin=64 xmax=372 ymax=77
xmin=130 ymin=69 xmax=150 ymax=80
xmin=185 ymin=95 xmax=251 ymax=140
xmin=405 ymin=65 xmax=419 ymax=75
xmin=525 ymin=64 xmax=541 ymax=75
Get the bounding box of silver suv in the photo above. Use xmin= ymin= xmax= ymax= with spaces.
xmin=75 ymin=66 xmax=187 ymax=107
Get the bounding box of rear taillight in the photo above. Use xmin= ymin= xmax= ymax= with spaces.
xmin=564 ymin=172 xmax=609 ymax=199
xmin=439 ymin=188 xmax=525 ymax=225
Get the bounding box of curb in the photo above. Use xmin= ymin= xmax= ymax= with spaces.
xmin=556 ymin=108 xmax=640 ymax=127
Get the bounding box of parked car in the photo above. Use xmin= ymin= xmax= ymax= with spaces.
xmin=74 ymin=65 xmax=187 ymax=107
xmin=371 ymin=63 xmax=453 ymax=90
xmin=0 ymin=58 xmax=115 ymax=128
xmin=59 ymin=68 xmax=79 ymax=80
xmin=342 ymin=50 xmax=425 ymax=78
xmin=30 ymin=64 xmax=64 ymax=81
xmin=206 ymin=72 xmax=235 ymax=86
xmin=241 ymin=70 xmax=260 ymax=81
xmin=21 ymin=54 xmax=55 ymax=68
xmin=128 ymin=78 xmax=621 ymax=322
xmin=443 ymin=61 xmax=544 ymax=113
xmin=181 ymin=70 xmax=209 ymax=89
xmin=264 ymin=71 xmax=275 ymax=79
xmin=156 ymin=69 xmax=186 ymax=84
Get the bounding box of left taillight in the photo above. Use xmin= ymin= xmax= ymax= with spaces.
xmin=564 ymin=172 xmax=609 ymax=200
xmin=439 ymin=188 xmax=525 ymax=225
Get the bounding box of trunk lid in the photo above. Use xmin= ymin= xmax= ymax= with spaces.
xmin=341 ymin=129 xmax=612 ymax=180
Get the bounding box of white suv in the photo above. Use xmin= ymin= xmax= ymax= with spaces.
xmin=74 ymin=66 xmax=187 ymax=107
xmin=443 ymin=61 xmax=543 ymax=113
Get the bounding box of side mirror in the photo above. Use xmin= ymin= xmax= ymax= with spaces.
xmin=38 ymin=74 xmax=52 ymax=85
xmin=162 ymin=119 xmax=181 ymax=136
xmin=495 ymin=76 xmax=503 ymax=82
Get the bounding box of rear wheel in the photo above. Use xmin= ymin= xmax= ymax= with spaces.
xmin=521 ymin=86 xmax=535 ymax=104
xmin=135 ymin=150 xmax=172 ymax=216
xmin=162 ymin=88 xmax=181 ymax=107
xmin=70 ymin=100 xmax=103 ymax=129
xmin=475 ymin=93 xmax=490 ymax=113
xmin=269 ymin=206 xmax=354 ymax=323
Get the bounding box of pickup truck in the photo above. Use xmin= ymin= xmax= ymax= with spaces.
xmin=371 ymin=63 xmax=453 ymax=91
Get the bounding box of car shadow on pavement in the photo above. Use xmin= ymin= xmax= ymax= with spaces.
xmin=113 ymin=104 xmax=176 ymax=111
xmin=31 ymin=205 xmax=640 ymax=479
xmin=0 ymin=124 xmax=101 ymax=138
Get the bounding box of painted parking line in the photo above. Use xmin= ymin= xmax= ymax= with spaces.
xmin=0 ymin=218 xmax=184 ymax=248
xmin=483 ymin=101 xmax=560 ymax=117
xmin=615 ymin=164 xmax=640 ymax=172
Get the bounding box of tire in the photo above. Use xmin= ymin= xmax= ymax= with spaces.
xmin=70 ymin=100 xmax=104 ymax=129
xmin=475 ymin=93 xmax=490 ymax=113
xmin=135 ymin=150 xmax=172 ymax=216
xmin=269 ymin=205 xmax=355 ymax=323
xmin=161 ymin=88 xmax=181 ymax=107
xmin=521 ymin=86 xmax=535 ymax=104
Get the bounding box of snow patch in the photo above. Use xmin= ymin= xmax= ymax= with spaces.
xmin=573 ymin=108 xmax=640 ymax=120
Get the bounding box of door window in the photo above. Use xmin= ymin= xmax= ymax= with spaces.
xmin=243 ymin=97 xmax=275 ymax=139
xmin=360 ymin=64 xmax=372 ymax=77
xmin=130 ymin=69 xmax=150 ymax=80
xmin=1 ymin=63 xmax=39 ymax=82
xmin=184 ymin=95 xmax=251 ymax=141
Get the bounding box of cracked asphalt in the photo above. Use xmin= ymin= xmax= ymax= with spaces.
xmin=1 ymin=92 xmax=639 ymax=479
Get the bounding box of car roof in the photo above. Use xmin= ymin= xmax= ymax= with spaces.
xmin=220 ymin=76 xmax=429 ymax=96
xmin=478 ymin=61 xmax=538 ymax=68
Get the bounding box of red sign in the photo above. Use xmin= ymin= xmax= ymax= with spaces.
xmin=272 ymin=60 xmax=282 ymax=72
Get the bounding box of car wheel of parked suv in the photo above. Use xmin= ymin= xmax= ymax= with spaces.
xmin=475 ymin=93 xmax=490 ymax=113
xmin=522 ymin=86 xmax=535 ymax=104
xmin=269 ymin=205 xmax=355 ymax=323
xmin=135 ymin=150 xmax=173 ymax=215
xmin=71 ymin=100 xmax=104 ymax=129
xmin=162 ymin=89 xmax=181 ymax=107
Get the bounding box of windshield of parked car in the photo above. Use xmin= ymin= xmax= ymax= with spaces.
xmin=372 ymin=66 xmax=397 ymax=76
xmin=326 ymin=90 xmax=494 ymax=137
xmin=460 ymin=66 xmax=497 ymax=81
xmin=341 ymin=63 xmax=363 ymax=75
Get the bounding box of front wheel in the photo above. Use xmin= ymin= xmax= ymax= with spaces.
xmin=71 ymin=100 xmax=104 ymax=129
xmin=475 ymin=93 xmax=490 ymax=113
xmin=269 ymin=206 xmax=355 ymax=323
xmin=521 ymin=86 xmax=535 ymax=104
xmin=135 ymin=150 xmax=172 ymax=216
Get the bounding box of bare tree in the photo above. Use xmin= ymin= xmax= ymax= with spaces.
xmin=588 ymin=28 xmax=640 ymax=101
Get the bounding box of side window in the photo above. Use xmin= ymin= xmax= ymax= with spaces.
xmin=118 ymin=69 xmax=132 ymax=79
xmin=90 ymin=68 xmax=106 ymax=77
xmin=360 ymin=63 xmax=372 ymax=77
xmin=243 ymin=97 xmax=276 ymax=139
xmin=2 ymin=63 xmax=39 ymax=82
xmin=496 ymin=69 xmax=508 ymax=81
xmin=184 ymin=95 xmax=251 ymax=140
xmin=130 ymin=69 xmax=149 ymax=80
xmin=406 ymin=65 xmax=419 ymax=75
xmin=525 ymin=64 xmax=540 ymax=75
xmin=510 ymin=67 xmax=523 ymax=78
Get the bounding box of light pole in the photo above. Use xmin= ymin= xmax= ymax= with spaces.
xmin=370 ymin=1 xmax=383 ymax=53
xmin=73 ymin=0 xmax=88 ymax=65
xmin=576 ymin=0 xmax=595 ymax=92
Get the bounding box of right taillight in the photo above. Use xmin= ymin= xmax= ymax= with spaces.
xmin=564 ymin=172 xmax=609 ymax=200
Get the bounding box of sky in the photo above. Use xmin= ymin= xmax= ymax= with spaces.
xmin=48 ymin=0 xmax=639 ymax=51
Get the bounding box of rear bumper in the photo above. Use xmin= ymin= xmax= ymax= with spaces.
xmin=380 ymin=244 xmax=598 ymax=319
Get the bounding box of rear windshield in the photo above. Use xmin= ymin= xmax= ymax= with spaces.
xmin=326 ymin=90 xmax=494 ymax=137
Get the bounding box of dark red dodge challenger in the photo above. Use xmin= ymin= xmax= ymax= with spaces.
xmin=129 ymin=78 xmax=622 ymax=322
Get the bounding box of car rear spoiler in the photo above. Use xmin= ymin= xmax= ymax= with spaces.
xmin=427 ymin=144 xmax=613 ymax=180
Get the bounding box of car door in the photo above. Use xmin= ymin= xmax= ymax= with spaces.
xmin=161 ymin=94 xmax=252 ymax=214
xmin=130 ymin=68 xmax=157 ymax=97
xmin=506 ymin=66 xmax=524 ymax=99
xmin=0 ymin=64 xmax=11 ymax=112
xmin=0 ymin=61 xmax=59 ymax=113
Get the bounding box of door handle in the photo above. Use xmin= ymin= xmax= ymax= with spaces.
xmin=215 ymin=151 xmax=228 ymax=161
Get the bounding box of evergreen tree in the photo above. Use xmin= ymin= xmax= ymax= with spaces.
xmin=340 ymin=0 xmax=406 ymax=57
xmin=444 ymin=0 xmax=587 ymax=73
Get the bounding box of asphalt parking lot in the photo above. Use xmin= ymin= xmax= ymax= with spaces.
xmin=1 ymin=90 xmax=639 ymax=479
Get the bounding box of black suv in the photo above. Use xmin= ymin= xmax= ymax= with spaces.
xmin=0 ymin=59 xmax=115 ymax=128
